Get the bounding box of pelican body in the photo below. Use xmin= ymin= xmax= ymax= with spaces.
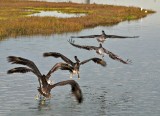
xmin=7 ymin=56 xmax=83 ymax=103
xmin=71 ymin=30 xmax=139 ymax=43
xmin=43 ymin=52 xmax=106 ymax=79
xmin=68 ymin=39 xmax=132 ymax=64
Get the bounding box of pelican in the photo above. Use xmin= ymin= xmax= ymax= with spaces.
xmin=43 ymin=52 xmax=107 ymax=79
xmin=7 ymin=56 xmax=83 ymax=103
xmin=71 ymin=30 xmax=139 ymax=43
xmin=68 ymin=39 xmax=131 ymax=64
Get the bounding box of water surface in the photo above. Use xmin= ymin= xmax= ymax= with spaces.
xmin=29 ymin=11 xmax=86 ymax=18
xmin=0 ymin=0 xmax=160 ymax=116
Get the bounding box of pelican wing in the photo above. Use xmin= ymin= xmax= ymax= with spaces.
xmin=68 ymin=39 xmax=98 ymax=51
xmin=49 ymin=80 xmax=83 ymax=103
xmin=7 ymin=67 xmax=34 ymax=74
xmin=43 ymin=52 xmax=74 ymax=66
xmin=7 ymin=67 xmax=42 ymax=87
xmin=46 ymin=62 xmax=73 ymax=79
xmin=7 ymin=56 xmax=42 ymax=77
xmin=106 ymin=34 xmax=139 ymax=39
xmin=80 ymin=58 xmax=107 ymax=67
xmin=71 ymin=34 xmax=100 ymax=38
xmin=103 ymin=48 xmax=131 ymax=64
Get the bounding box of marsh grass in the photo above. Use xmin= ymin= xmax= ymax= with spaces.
xmin=0 ymin=0 xmax=155 ymax=39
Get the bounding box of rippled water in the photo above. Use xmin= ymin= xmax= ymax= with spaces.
xmin=0 ymin=0 xmax=160 ymax=116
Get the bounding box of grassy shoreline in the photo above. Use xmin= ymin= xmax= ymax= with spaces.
xmin=0 ymin=0 xmax=155 ymax=40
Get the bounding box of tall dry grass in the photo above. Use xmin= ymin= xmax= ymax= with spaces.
xmin=0 ymin=0 xmax=155 ymax=39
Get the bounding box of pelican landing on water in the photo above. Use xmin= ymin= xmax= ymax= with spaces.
xmin=71 ymin=30 xmax=139 ymax=44
xmin=7 ymin=56 xmax=83 ymax=103
xmin=68 ymin=39 xmax=132 ymax=64
xmin=43 ymin=52 xmax=106 ymax=79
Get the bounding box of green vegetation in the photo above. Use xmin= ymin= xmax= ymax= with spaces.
xmin=0 ymin=0 xmax=155 ymax=40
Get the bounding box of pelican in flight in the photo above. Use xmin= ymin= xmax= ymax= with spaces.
xmin=71 ymin=30 xmax=139 ymax=43
xmin=43 ymin=52 xmax=107 ymax=79
xmin=7 ymin=56 xmax=83 ymax=103
xmin=68 ymin=39 xmax=131 ymax=64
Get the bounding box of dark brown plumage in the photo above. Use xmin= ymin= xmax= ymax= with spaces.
xmin=68 ymin=39 xmax=132 ymax=64
xmin=7 ymin=56 xmax=83 ymax=103
xmin=43 ymin=52 xmax=106 ymax=79
xmin=71 ymin=30 xmax=139 ymax=43
xmin=7 ymin=56 xmax=42 ymax=88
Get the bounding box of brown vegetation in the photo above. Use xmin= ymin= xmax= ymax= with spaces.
xmin=0 ymin=0 xmax=155 ymax=39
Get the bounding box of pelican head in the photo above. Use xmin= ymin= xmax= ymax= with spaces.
xmin=102 ymin=30 xmax=105 ymax=34
xmin=74 ymin=56 xmax=80 ymax=63
xmin=99 ymin=43 xmax=103 ymax=47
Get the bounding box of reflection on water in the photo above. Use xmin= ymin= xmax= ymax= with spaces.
xmin=29 ymin=11 xmax=86 ymax=18
xmin=37 ymin=99 xmax=52 ymax=111
xmin=0 ymin=0 xmax=160 ymax=116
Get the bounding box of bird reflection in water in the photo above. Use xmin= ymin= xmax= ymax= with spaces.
xmin=37 ymin=98 xmax=52 ymax=111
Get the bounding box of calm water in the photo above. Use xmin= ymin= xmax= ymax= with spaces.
xmin=29 ymin=11 xmax=86 ymax=18
xmin=0 ymin=0 xmax=160 ymax=116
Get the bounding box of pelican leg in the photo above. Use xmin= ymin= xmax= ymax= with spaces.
xmin=42 ymin=97 xmax=46 ymax=101
xmin=78 ymin=73 xmax=80 ymax=79
xmin=70 ymin=73 xmax=73 ymax=78
xmin=38 ymin=93 xmax=46 ymax=101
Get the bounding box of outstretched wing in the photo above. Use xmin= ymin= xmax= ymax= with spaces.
xmin=80 ymin=58 xmax=107 ymax=67
xmin=68 ymin=39 xmax=98 ymax=51
xmin=7 ymin=67 xmax=34 ymax=74
xmin=7 ymin=67 xmax=42 ymax=84
xmin=46 ymin=62 xmax=73 ymax=80
xmin=106 ymin=34 xmax=139 ymax=39
xmin=49 ymin=80 xmax=83 ymax=103
xmin=71 ymin=34 xmax=100 ymax=38
xmin=103 ymin=48 xmax=132 ymax=64
xmin=7 ymin=56 xmax=42 ymax=77
xmin=43 ymin=52 xmax=74 ymax=66
xmin=7 ymin=66 xmax=43 ymax=88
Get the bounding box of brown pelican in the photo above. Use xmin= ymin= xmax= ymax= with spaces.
xmin=68 ymin=39 xmax=131 ymax=64
xmin=7 ymin=56 xmax=83 ymax=103
xmin=43 ymin=52 xmax=107 ymax=79
xmin=71 ymin=30 xmax=139 ymax=43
